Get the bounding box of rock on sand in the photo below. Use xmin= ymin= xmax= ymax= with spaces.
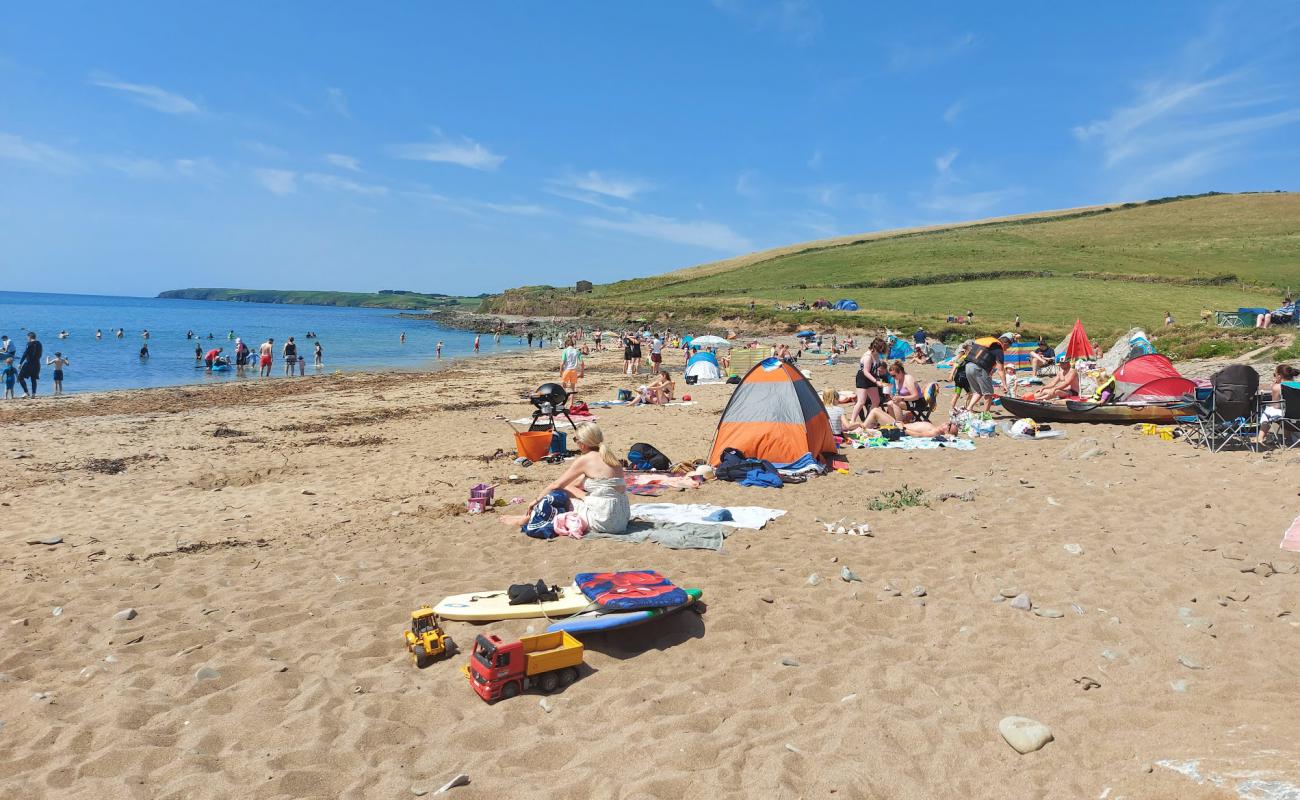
xmin=999 ymin=716 xmax=1053 ymax=754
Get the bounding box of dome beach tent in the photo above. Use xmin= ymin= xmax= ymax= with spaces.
xmin=707 ymin=358 xmax=836 ymax=466
xmin=685 ymin=351 xmax=722 ymax=382
xmin=834 ymin=299 xmax=859 ymax=311
xmin=1111 ymin=354 xmax=1197 ymax=400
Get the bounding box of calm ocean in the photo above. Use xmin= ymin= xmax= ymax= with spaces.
xmin=0 ymin=291 xmax=522 ymax=395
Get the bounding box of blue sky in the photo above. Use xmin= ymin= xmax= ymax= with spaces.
xmin=2 ymin=2 xmax=1297 ymax=297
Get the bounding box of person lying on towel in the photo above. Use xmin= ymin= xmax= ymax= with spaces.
xmin=860 ymin=407 xmax=960 ymax=438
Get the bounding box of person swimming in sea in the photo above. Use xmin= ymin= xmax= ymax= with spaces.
xmin=139 ymin=343 xmax=149 ymax=358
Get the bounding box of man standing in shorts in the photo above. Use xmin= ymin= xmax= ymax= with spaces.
xmin=560 ymin=337 xmax=583 ymax=394
xmin=650 ymin=334 xmax=663 ymax=371
xmin=259 ymin=338 xmax=274 ymax=377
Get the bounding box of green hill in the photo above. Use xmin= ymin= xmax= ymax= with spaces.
xmin=487 ymin=192 xmax=1297 ymax=337
xmin=159 ymin=288 xmax=482 ymax=311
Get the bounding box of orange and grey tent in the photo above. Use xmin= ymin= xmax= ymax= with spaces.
xmin=707 ymin=358 xmax=836 ymax=466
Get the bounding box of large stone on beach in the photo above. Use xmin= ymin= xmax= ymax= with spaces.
xmin=1009 ymin=594 xmax=1031 ymax=611
xmin=113 ymin=608 xmax=138 ymax=621
xmin=999 ymin=716 xmax=1053 ymax=754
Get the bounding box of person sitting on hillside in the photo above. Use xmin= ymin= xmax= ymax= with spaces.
xmin=1257 ymin=298 xmax=1296 ymax=328
xmin=1034 ymin=359 xmax=1080 ymax=400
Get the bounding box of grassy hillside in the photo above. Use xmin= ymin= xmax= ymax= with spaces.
xmin=159 ymin=288 xmax=482 ymax=311
xmin=486 ymin=192 xmax=1297 ymax=338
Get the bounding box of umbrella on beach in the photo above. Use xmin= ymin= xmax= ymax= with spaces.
xmin=1063 ymin=319 xmax=1097 ymax=360
xmin=690 ymin=335 xmax=732 ymax=348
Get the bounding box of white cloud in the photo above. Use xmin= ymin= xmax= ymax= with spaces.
xmin=90 ymin=74 xmax=200 ymax=114
xmin=303 ymin=172 xmax=387 ymax=196
xmin=477 ymin=201 xmax=547 ymax=216
xmin=326 ymin=87 xmax=350 ymax=118
xmin=325 ymin=153 xmax=361 ymax=172
xmin=409 ymin=189 xmax=548 ymax=218
xmin=241 ymin=140 xmax=286 ymax=159
xmin=0 ymin=132 xmax=80 ymax=172
xmin=105 ymin=156 xmax=219 ymax=181
xmin=552 ymin=169 xmax=653 ymax=201
xmin=582 ymin=210 xmax=752 ymax=252
xmin=254 ymin=168 xmax=297 ymax=195
xmin=934 ymin=149 xmax=959 ymax=175
xmin=919 ymin=189 xmax=1014 ymax=217
xmin=390 ymin=129 xmax=505 ymax=171
xmin=943 ymin=99 xmax=966 ymax=124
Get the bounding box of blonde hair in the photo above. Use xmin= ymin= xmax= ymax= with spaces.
xmin=820 ymin=388 xmax=836 ymax=406
xmin=574 ymin=422 xmax=621 ymax=468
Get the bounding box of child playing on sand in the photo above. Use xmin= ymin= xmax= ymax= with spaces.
xmin=3 ymin=357 xmax=16 ymax=399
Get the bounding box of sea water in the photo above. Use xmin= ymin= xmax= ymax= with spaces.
xmin=0 ymin=291 xmax=523 ymax=395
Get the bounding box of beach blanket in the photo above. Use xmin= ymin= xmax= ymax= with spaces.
xmin=630 ymin=503 xmax=786 ymax=529
xmin=1282 ymin=515 xmax=1300 ymax=553
xmin=586 ymin=522 xmax=728 ymax=551
xmin=771 ymin=452 xmax=826 ymax=477
xmin=510 ymin=415 xmax=597 ymax=426
xmin=849 ymin=435 xmax=976 ymax=451
xmin=588 ymin=400 xmax=629 ymax=407
xmin=575 ymin=570 xmax=688 ymax=609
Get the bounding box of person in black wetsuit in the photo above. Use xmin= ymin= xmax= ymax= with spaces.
xmin=282 ymin=336 xmax=298 ymax=376
xmin=18 ymin=331 xmax=42 ymax=397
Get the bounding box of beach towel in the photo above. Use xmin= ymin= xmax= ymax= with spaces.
xmin=849 ymin=434 xmax=976 ymax=451
xmin=771 ymin=452 xmax=826 ymax=477
xmin=1282 ymin=515 xmax=1300 ymax=553
xmin=586 ymin=522 xmax=728 ymax=551
xmin=575 ymin=570 xmax=688 ymax=610
xmin=624 ymin=474 xmax=702 ymax=497
xmin=630 ymin=503 xmax=786 ymax=529
xmin=999 ymin=422 xmax=1067 ymax=440
xmin=521 ymin=490 xmax=571 ymax=539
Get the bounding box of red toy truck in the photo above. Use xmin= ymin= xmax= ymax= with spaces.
xmin=462 ymin=630 xmax=584 ymax=702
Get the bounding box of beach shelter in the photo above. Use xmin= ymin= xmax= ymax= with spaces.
xmin=685 ymin=351 xmax=722 ymax=382
xmin=1111 ymin=354 xmax=1196 ymax=400
xmin=1062 ymin=319 xmax=1097 ymax=360
xmin=834 ymin=298 xmax=859 ymax=311
xmin=887 ymin=338 xmax=913 ymax=360
xmin=1003 ymin=340 xmax=1038 ymax=370
xmin=707 ymin=358 xmax=836 ymax=466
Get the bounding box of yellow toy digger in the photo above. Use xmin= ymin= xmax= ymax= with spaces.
xmin=404 ymin=606 xmax=451 ymax=668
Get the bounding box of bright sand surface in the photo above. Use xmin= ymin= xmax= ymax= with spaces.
xmin=2 ymin=344 xmax=1298 ymax=799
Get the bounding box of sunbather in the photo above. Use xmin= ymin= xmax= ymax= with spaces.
xmin=1035 ymin=360 xmax=1079 ymax=400
xmin=885 ymin=360 xmax=922 ymax=422
xmin=860 ymin=406 xmax=959 ymax=438
xmin=506 ymin=422 xmax=630 ymax=534
xmin=631 ymin=370 xmax=674 ymax=405
xmin=1257 ymin=363 xmax=1299 ymax=444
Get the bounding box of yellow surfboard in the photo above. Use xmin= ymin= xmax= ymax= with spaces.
xmin=434 ymin=583 xmax=595 ymax=621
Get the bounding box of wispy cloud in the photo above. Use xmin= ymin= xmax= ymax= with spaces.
xmin=551 ymin=169 xmax=653 ymax=202
xmin=916 ymin=148 xmax=1017 ymax=218
xmin=253 ymin=168 xmax=298 ymax=195
xmin=409 ymin=189 xmax=549 ymax=218
xmin=325 ymin=153 xmax=361 ymax=172
xmin=582 ymin=210 xmax=752 ymax=252
xmin=887 ymin=32 xmax=977 ymax=71
xmin=807 ymin=148 xmax=824 ymax=169
xmin=389 ymin=129 xmax=505 ymax=171
xmin=106 ymin=156 xmax=219 ymax=181
xmin=934 ymin=149 xmax=959 ymax=175
xmin=90 ymin=74 xmax=200 ymax=114
xmin=241 ymin=140 xmax=286 ymax=159
xmin=943 ymin=99 xmax=966 ymax=124
xmin=711 ymin=0 xmax=823 ymax=45
xmin=1073 ymin=14 xmax=1300 ymax=196
xmin=735 ymin=169 xmax=761 ymax=199
xmin=0 ymin=132 xmax=80 ymax=172
xmin=303 ymin=172 xmax=387 ymax=196
xmin=326 ymin=87 xmax=350 ymax=118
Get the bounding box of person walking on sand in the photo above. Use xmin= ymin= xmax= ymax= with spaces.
xmin=46 ymin=351 xmax=70 ymax=395
xmin=282 ymin=336 xmax=298 ymax=376
xmin=314 ymin=340 xmax=323 ymax=368
xmin=18 ymin=331 xmax=43 ymax=398
xmin=473 ymin=335 xmax=480 ymax=353
xmin=435 ymin=340 xmax=443 ymax=359
xmin=259 ymin=338 xmax=274 ymax=377
xmin=560 ymin=337 xmax=584 ymax=394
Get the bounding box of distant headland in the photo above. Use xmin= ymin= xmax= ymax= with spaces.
xmin=158 ymin=288 xmax=484 ymax=311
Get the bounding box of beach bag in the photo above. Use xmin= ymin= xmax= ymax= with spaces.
xmin=617 ymin=389 xmax=634 ymax=402
xmin=508 ymin=580 xmax=561 ymax=605
xmin=726 ymin=375 xmax=741 ymax=384
xmin=627 ymin=442 xmax=671 ymax=471
xmin=568 ymin=401 xmax=590 ymax=416
xmin=684 ymin=374 xmax=699 ymax=385
xmin=521 ymin=490 xmax=571 ymax=540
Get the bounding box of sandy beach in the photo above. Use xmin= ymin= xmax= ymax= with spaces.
xmin=2 ymin=343 xmax=1298 ymax=799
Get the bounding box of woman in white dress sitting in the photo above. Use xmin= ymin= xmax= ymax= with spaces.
xmin=537 ymin=422 xmax=630 ymax=533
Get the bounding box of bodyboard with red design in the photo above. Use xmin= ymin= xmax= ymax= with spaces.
xmin=575 ymin=570 xmax=688 ymax=610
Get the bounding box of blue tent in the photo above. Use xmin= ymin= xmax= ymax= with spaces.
xmin=795 ymin=330 xmax=817 ymax=339
xmin=834 ymin=299 xmax=859 ymax=311
xmin=888 ymin=338 xmax=913 ymax=360
xmin=686 ymin=351 xmax=719 ymax=368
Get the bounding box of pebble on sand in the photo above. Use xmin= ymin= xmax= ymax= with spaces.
xmin=806 ymin=573 xmax=820 ymax=586
xmin=1063 ymin=543 xmax=1083 ymax=555
xmin=1034 ymin=608 xmax=1064 ymax=619
xmin=113 ymin=608 xmax=138 ymax=621
xmin=999 ymin=588 xmax=1020 ymax=598
xmin=1010 ymin=594 xmax=1032 ymax=611
xmin=998 ymin=716 xmax=1054 ymax=754
xmin=195 ymin=666 xmax=221 ymax=682
xmin=780 ymin=657 xmax=801 ymax=667
xmin=840 ymin=567 xmax=862 ymax=583
xmin=912 ymin=586 xmax=927 ymax=597
xmin=1177 ymin=655 xmax=1207 ymax=670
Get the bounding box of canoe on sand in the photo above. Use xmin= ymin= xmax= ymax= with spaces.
xmin=1000 ymin=396 xmax=1193 ymax=424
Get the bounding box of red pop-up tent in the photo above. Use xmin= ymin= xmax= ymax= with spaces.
xmin=1062 ymin=319 xmax=1097 ymax=360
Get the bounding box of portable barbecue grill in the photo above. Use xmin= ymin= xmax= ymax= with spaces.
xmin=528 ymin=383 xmax=577 ymax=432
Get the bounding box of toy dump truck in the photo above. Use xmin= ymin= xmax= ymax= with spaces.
xmin=404 ymin=606 xmax=450 ymax=668
xmin=462 ymin=630 xmax=583 ymax=702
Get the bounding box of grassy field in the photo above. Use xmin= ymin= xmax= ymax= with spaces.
xmin=158 ymin=288 xmax=482 ymax=311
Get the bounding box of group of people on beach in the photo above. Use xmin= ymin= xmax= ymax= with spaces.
xmin=2 ymin=332 xmax=68 ymax=399
xmin=200 ymin=334 xmax=324 ymax=376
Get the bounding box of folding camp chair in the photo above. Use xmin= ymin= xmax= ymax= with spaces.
xmin=1261 ymin=383 xmax=1300 ymax=449
xmin=1176 ymin=365 xmax=1260 ymax=452
xmin=907 ymin=382 xmax=939 ymax=422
